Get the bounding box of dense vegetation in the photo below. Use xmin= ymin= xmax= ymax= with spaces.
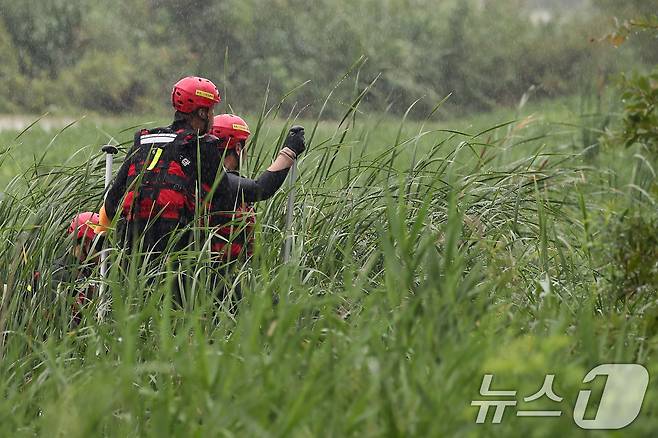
xmin=0 ymin=0 xmax=657 ymax=436
xmin=1 ymin=81 xmax=658 ymax=434
xmin=0 ymin=0 xmax=655 ymax=117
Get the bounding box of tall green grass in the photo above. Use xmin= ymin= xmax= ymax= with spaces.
xmin=0 ymin=88 xmax=657 ymax=436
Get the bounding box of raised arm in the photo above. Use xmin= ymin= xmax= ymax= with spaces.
xmin=213 ymin=126 xmax=306 ymax=205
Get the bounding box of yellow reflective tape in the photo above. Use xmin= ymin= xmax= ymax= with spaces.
xmin=195 ymin=89 xmax=215 ymax=100
xmin=147 ymin=148 xmax=163 ymax=170
xmin=232 ymin=124 xmax=250 ymax=133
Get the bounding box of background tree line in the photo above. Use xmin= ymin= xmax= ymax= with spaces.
xmin=0 ymin=0 xmax=654 ymax=117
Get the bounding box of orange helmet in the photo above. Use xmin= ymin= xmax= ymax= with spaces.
xmin=171 ymin=76 xmax=221 ymax=113
xmin=211 ymin=114 xmax=251 ymax=155
xmin=68 ymin=212 xmax=100 ymax=241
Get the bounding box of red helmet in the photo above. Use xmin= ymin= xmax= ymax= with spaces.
xmin=171 ymin=76 xmax=221 ymax=113
xmin=68 ymin=212 xmax=100 ymax=241
xmin=211 ymin=114 xmax=251 ymax=153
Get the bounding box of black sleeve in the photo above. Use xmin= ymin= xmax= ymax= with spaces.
xmin=214 ymin=168 xmax=290 ymax=207
xmin=104 ymin=133 xmax=139 ymax=217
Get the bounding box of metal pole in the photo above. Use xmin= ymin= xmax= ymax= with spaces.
xmin=99 ymin=145 xmax=118 ymax=297
xmin=283 ymin=161 xmax=297 ymax=263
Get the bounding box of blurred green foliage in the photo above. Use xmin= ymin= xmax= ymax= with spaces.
xmin=618 ymin=68 xmax=658 ymax=151
xmin=602 ymin=13 xmax=658 ymax=155
xmin=0 ymin=0 xmax=653 ymax=116
xmin=606 ymin=214 xmax=658 ymax=298
xmin=0 ymin=0 xmax=83 ymax=78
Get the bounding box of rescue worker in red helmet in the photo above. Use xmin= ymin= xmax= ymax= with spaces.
xmin=208 ymin=114 xmax=255 ymax=261
xmin=205 ymin=114 xmax=256 ymax=310
xmin=98 ymin=76 xmax=221 ymax=253
xmin=97 ymin=76 xmax=306 ymax=304
xmin=52 ymin=212 xmax=103 ymax=283
xmin=66 ymin=212 xmax=101 ymax=258
xmin=51 ymin=212 xmax=103 ymax=325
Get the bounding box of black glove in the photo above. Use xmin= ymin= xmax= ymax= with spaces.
xmin=284 ymin=125 xmax=306 ymax=157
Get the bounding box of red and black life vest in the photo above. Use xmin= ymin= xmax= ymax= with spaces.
xmin=122 ymin=128 xmax=201 ymax=225
xmin=209 ymin=203 xmax=256 ymax=261
xmin=199 ymin=175 xmax=255 ymax=261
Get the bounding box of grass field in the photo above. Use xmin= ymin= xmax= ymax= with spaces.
xmin=0 ymin=93 xmax=657 ymax=436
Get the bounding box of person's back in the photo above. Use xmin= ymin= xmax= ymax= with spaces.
xmin=99 ymin=76 xmax=222 ymax=254
xmin=106 ymin=124 xmax=221 ymax=253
